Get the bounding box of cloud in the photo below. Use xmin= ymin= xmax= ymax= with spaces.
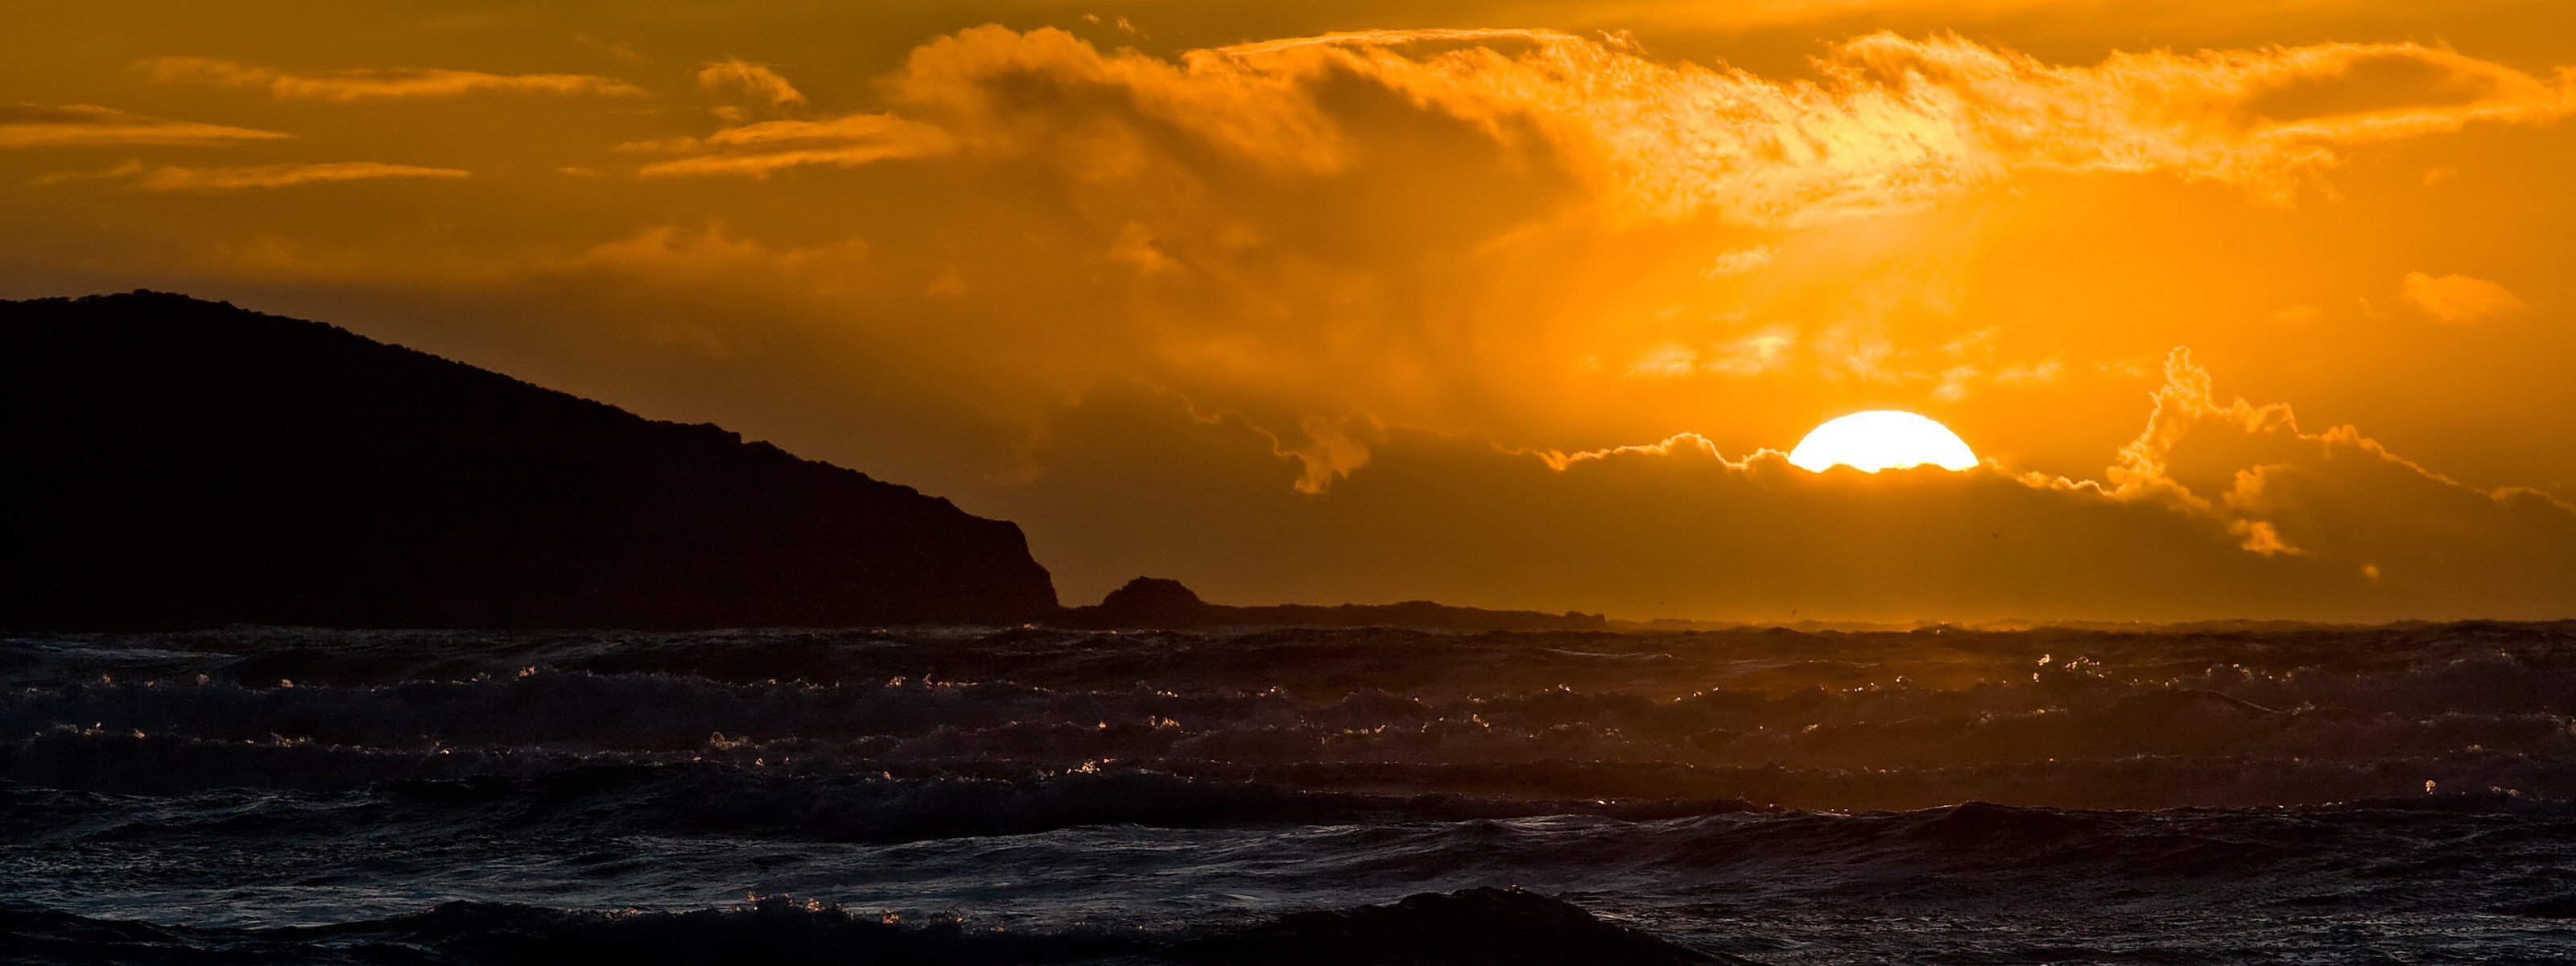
xmin=2099 ymin=347 xmax=2573 ymax=559
xmin=1701 ymin=245 xmax=1777 ymax=277
xmin=1627 ymin=329 xmax=1798 ymax=378
xmin=27 ymin=159 xmax=147 ymax=186
xmin=1004 ymin=351 xmax=2576 ymax=621
xmin=698 ymin=60 xmax=807 ymax=107
xmin=1923 ymin=329 xmax=2062 ymax=400
xmin=632 ymin=113 xmax=955 ymax=176
xmin=113 ymin=161 xmax=470 ymax=191
xmin=138 ymin=56 xmax=645 ymax=101
xmin=2400 ymin=271 xmax=2524 ymax=323
xmin=857 ymin=27 xmax=2574 ymax=224
xmin=555 ymin=225 xmax=869 ymax=278
xmin=1624 ymin=344 xmax=1701 ymax=378
xmin=1526 ymin=0 xmax=2295 ymax=33
xmin=529 ymin=27 xmax=2576 ymax=504
xmin=0 ymin=103 xmax=287 ymax=147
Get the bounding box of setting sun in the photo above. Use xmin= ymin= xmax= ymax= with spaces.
xmin=1787 ymin=411 xmax=1979 ymax=473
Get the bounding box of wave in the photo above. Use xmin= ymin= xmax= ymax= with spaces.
xmin=8 ymin=623 xmax=2576 ymax=811
xmin=0 ymin=753 xmax=1757 ymax=844
xmin=12 ymin=625 xmax=2576 ymax=961
xmin=0 ymin=887 xmax=1723 ymax=966
xmin=13 ymin=621 xmax=2576 ymax=689
xmin=8 ymin=658 xmax=2571 ymax=762
xmin=10 ymin=717 xmax=2576 ymax=815
xmin=13 ymin=751 xmax=2570 ymax=880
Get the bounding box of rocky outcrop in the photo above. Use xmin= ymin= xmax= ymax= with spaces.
xmin=1058 ymin=576 xmax=1608 ymax=631
xmin=1 ymin=291 xmax=1059 ymax=630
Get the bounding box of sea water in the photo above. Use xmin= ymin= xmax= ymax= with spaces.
xmin=5 ymin=623 xmax=2574 ymax=962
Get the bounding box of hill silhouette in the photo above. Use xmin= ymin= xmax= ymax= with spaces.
xmin=2 ymin=291 xmax=1059 ymax=630
xmin=1059 ymin=576 xmax=1608 ymax=631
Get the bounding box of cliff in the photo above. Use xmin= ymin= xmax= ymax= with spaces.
xmin=1057 ymin=577 xmax=1610 ymax=631
xmin=1 ymin=291 xmax=1059 ymax=630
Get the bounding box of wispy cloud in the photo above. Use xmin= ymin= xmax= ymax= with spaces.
xmin=27 ymin=159 xmax=147 ymax=186
xmin=0 ymin=103 xmax=287 ymax=147
xmin=632 ymin=113 xmax=954 ymax=177
xmin=2400 ymin=271 xmax=2524 ymax=323
xmin=554 ymin=224 xmax=869 ymax=275
xmin=109 ymin=161 xmax=469 ymax=191
xmin=1623 ymin=329 xmax=1797 ymax=379
xmin=138 ymin=56 xmax=645 ymax=101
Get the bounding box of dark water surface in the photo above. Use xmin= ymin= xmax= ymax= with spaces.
xmin=6 ymin=623 xmax=2576 ymax=963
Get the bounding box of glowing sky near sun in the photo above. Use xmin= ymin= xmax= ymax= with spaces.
xmin=5 ymin=1 xmax=2574 ymax=621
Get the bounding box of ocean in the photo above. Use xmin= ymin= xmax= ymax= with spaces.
xmin=6 ymin=623 xmax=2574 ymax=963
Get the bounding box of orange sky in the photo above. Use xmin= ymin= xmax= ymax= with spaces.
xmin=6 ymin=1 xmax=2574 ymax=621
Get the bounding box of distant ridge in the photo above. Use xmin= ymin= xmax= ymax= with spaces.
xmin=1058 ymin=576 xmax=1610 ymax=631
xmin=1 ymin=291 xmax=1060 ymax=630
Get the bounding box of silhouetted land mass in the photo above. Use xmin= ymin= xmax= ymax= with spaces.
xmin=2 ymin=291 xmax=1059 ymax=630
xmin=1058 ymin=576 xmax=1610 ymax=631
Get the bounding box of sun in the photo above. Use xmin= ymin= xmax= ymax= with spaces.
xmin=1787 ymin=411 xmax=1979 ymax=473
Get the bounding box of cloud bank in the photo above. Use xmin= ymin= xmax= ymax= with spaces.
xmin=636 ymin=27 xmax=2573 ymax=217
xmin=1009 ymin=348 xmax=2576 ymax=621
